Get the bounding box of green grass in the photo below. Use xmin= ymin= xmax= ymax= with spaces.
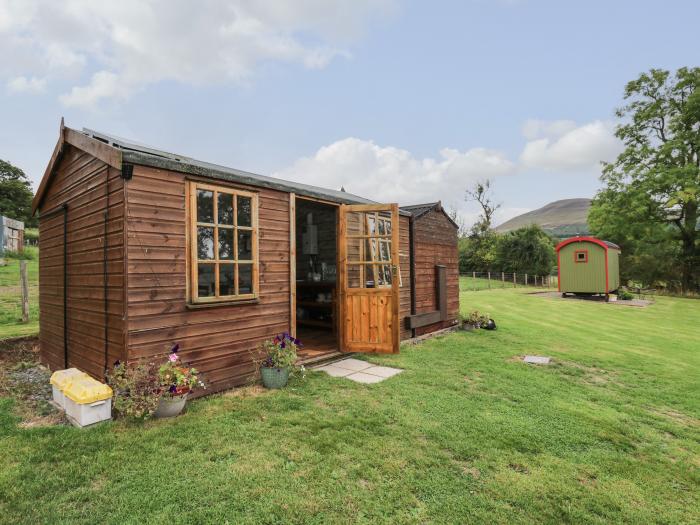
xmin=0 ymin=247 xmax=38 ymax=339
xmin=0 ymin=285 xmax=698 ymax=523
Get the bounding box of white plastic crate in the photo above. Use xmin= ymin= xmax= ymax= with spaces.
xmin=63 ymin=376 xmax=113 ymax=428
xmin=64 ymin=397 xmax=112 ymax=427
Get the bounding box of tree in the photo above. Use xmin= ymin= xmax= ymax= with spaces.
xmin=445 ymin=204 xmax=468 ymax=237
xmin=465 ymin=180 xmax=500 ymax=234
xmin=496 ymin=225 xmax=556 ymax=276
xmin=589 ymin=68 xmax=700 ymax=292
xmin=0 ymin=159 xmax=35 ymax=227
xmin=459 ymin=180 xmax=501 ymax=271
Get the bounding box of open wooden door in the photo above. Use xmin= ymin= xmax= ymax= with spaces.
xmin=338 ymin=204 xmax=400 ymax=353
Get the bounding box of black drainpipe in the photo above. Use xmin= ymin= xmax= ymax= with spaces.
xmin=408 ymin=215 xmax=417 ymax=338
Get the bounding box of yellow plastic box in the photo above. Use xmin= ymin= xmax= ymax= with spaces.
xmin=49 ymin=368 xmax=88 ymax=409
xmin=63 ymin=377 xmax=113 ymax=427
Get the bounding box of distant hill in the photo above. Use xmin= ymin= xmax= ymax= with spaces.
xmin=494 ymin=198 xmax=591 ymax=238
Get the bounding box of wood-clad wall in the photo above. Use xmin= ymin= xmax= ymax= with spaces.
xmin=38 ymin=145 xmax=125 ymax=378
xmin=412 ymin=210 xmax=459 ymax=336
xmin=398 ymin=215 xmax=412 ymax=341
xmin=124 ymin=165 xmax=291 ymax=394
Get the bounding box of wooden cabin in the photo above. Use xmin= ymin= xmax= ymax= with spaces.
xmin=32 ymin=122 xmax=460 ymax=394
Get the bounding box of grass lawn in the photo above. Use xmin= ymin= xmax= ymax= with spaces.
xmin=0 ymin=248 xmax=39 ymax=339
xmin=0 ymin=286 xmax=698 ymax=523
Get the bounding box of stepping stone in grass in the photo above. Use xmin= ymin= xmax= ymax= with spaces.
xmin=523 ymin=355 xmax=551 ymax=364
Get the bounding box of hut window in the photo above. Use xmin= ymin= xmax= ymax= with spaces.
xmin=188 ymin=182 xmax=258 ymax=303
xmin=574 ymin=250 xmax=588 ymax=263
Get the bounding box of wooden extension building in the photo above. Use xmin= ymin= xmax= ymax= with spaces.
xmin=32 ymin=122 xmax=459 ymax=393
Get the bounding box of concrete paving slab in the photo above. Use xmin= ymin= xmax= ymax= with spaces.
xmin=346 ymin=372 xmax=386 ymax=384
xmin=315 ymin=364 xmax=354 ymax=377
xmin=364 ymin=366 xmax=402 ymax=378
xmin=523 ymin=355 xmax=551 ymax=364
xmin=332 ymin=358 xmax=373 ymax=372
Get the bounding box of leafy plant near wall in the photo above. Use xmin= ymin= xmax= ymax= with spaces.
xmin=107 ymin=361 xmax=161 ymax=420
xmin=107 ymin=345 xmax=205 ymax=419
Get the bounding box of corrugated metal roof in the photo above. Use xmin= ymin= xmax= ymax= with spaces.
xmin=400 ymin=201 xmax=460 ymax=229
xmin=400 ymin=202 xmax=441 ymax=218
xmin=82 ymin=128 xmax=380 ymax=207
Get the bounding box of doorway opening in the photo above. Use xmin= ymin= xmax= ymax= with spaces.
xmin=294 ymin=198 xmax=340 ymax=361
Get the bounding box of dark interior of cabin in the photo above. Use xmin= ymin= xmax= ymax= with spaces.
xmin=294 ymin=199 xmax=339 ymax=360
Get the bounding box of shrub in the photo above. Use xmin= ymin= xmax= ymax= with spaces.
xmin=461 ymin=310 xmax=490 ymax=327
xmin=107 ymin=344 xmax=205 ymax=419
xmin=3 ymin=246 xmax=37 ymax=260
xmin=617 ymin=289 xmax=634 ymax=301
xmin=107 ymin=361 xmax=161 ymax=420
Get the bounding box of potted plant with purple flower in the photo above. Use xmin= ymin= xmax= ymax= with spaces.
xmin=154 ymin=344 xmax=205 ymax=418
xmin=258 ymin=333 xmax=301 ymax=389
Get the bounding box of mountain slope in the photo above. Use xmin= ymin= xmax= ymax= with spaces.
xmin=494 ymin=198 xmax=591 ymax=238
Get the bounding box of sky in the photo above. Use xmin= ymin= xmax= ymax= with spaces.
xmin=1 ymin=0 xmax=698 ymax=227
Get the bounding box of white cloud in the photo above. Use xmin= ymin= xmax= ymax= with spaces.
xmin=6 ymin=75 xmax=46 ymax=93
xmin=275 ymin=137 xmax=516 ymax=206
xmin=521 ymin=119 xmax=577 ymax=140
xmin=0 ymin=0 xmax=395 ymax=109
xmin=519 ymin=120 xmax=622 ymax=172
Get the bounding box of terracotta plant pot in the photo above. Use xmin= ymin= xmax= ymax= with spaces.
xmin=154 ymin=393 xmax=188 ymax=418
xmin=261 ymin=367 xmax=290 ymax=389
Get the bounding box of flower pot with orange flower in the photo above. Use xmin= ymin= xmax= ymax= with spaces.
xmin=154 ymin=344 xmax=205 ymax=418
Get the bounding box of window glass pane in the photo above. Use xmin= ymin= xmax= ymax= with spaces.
xmin=238 ymin=263 xmax=253 ymax=294
xmin=197 ymin=190 xmax=214 ymax=223
xmin=197 ymin=227 xmax=214 ymax=259
xmin=237 ymin=196 xmax=252 ymax=226
xmin=381 ymin=213 xmax=392 ymax=235
xmin=365 ymin=238 xmax=378 ymax=262
xmin=366 ymin=214 xmax=376 ymax=235
xmin=346 ymin=212 xmax=363 ymax=236
xmin=238 ymin=230 xmax=252 ymax=260
xmin=218 ymin=193 xmax=234 ymax=225
xmin=378 ymin=220 xmax=386 ymax=235
xmin=198 ymin=264 xmax=215 ymax=297
xmin=219 ymin=264 xmax=235 ymax=296
xmin=347 ymin=264 xmax=362 ymax=288
xmin=380 ymin=240 xmax=391 ymax=261
xmin=381 ymin=264 xmax=393 ymax=286
xmin=218 ymin=229 xmax=234 ymax=260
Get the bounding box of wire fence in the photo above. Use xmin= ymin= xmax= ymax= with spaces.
xmin=459 ymin=271 xmax=558 ymax=292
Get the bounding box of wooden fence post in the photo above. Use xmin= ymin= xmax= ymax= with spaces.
xmin=487 ymin=271 xmax=491 ymax=288
xmin=513 ymin=272 xmax=517 ymax=288
xmin=472 ymin=271 xmax=476 ymax=291
xmin=501 ymin=272 xmax=505 ymax=288
xmin=20 ymin=260 xmax=29 ymax=323
xmin=525 ymin=273 xmax=528 ymax=286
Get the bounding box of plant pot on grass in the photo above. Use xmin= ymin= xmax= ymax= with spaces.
xmin=154 ymin=344 xmax=205 ymax=419
xmin=260 ymin=367 xmax=290 ymax=389
xmin=460 ymin=311 xmax=491 ymax=332
xmin=108 ymin=344 xmax=205 ymax=421
xmin=154 ymin=392 xmax=189 ymax=418
xmin=258 ymin=333 xmax=302 ymax=389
